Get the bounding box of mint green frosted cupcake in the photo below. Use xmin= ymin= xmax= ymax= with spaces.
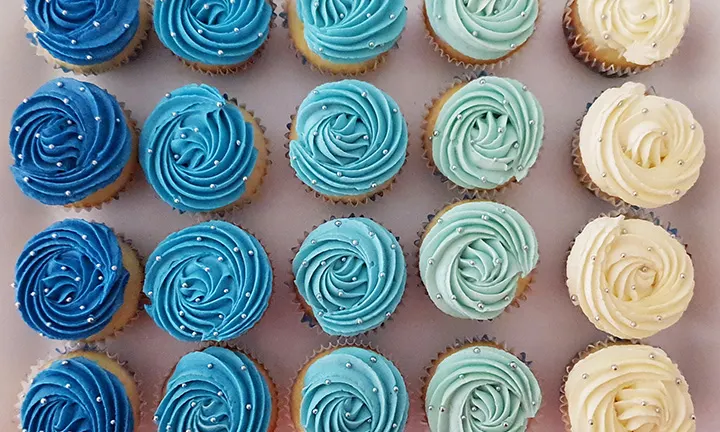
xmin=423 ymin=75 xmax=544 ymax=197
xmin=424 ymin=0 xmax=540 ymax=68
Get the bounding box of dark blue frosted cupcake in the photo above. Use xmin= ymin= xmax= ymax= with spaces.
xmin=13 ymin=219 xmax=144 ymax=341
xmin=23 ymin=0 xmax=152 ymax=74
xmin=155 ymin=346 xmax=277 ymax=431
xmin=141 ymin=84 xmax=268 ymax=213
xmin=19 ymin=350 xmax=141 ymax=432
xmin=144 ymin=221 xmax=273 ymax=342
xmin=9 ymin=78 xmax=137 ymax=208
xmin=154 ymin=0 xmax=274 ymax=74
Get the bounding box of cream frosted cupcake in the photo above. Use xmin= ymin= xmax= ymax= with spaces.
xmin=23 ymin=0 xmax=151 ymax=74
xmin=563 ymin=0 xmax=690 ymax=76
xmin=424 ymin=0 xmax=540 ymax=68
xmin=562 ymin=341 xmax=696 ymax=432
xmin=419 ymin=200 xmax=539 ymax=320
xmin=423 ymin=75 xmax=544 ymax=197
xmin=573 ymin=82 xmax=705 ymax=208
xmin=567 ymin=214 xmax=694 ymax=340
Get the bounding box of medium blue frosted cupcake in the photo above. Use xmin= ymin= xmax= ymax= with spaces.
xmin=140 ymin=84 xmax=268 ymax=213
xmin=9 ymin=78 xmax=137 ymax=208
xmin=144 ymin=221 xmax=272 ymax=342
xmin=19 ymin=350 xmax=141 ymax=432
xmin=288 ymin=80 xmax=408 ymax=205
xmin=291 ymin=345 xmax=409 ymax=432
xmin=292 ymin=217 xmax=406 ymax=336
xmin=285 ymin=0 xmax=407 ymax=74
xmin=155 ymin=346 xmax=277 ymax=432
xmin=154 ymin=0 xmax=274 ymax=74
xmin=23 ymin=0 xmax=151 ymax=74
xmin=13 ymin=219 xmax=144 ymax=341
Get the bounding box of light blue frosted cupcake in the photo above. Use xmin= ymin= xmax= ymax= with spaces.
xmin=288 ymin=80 xmax=408 ymax=205
xmin=285 ymin=0 xmax=407 ymax=74
xmin=292 ymin=217 xmax=406 ymax=336
xmin=291 ymin=345 xmax=409 ymax=432
xmin=154 ymin=0 xmax=274 ymax=74
xmin=424 ymin=0 xmax=540 ymax=68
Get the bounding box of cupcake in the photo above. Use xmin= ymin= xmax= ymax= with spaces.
xmin=288 ymin=80 xmax=408 ymax=205
xmin=144 ymin=221 xmax=272 ymax=342
xmin=562 ymin=341 xmax=696 ymax=431
xmin=13 ymin=219 xmax=144 ymax=341
xmin=423 ymin=337 xmax=542 ymax=431
xmin=419 ymin=200 xmax=539 ymax=320
xmin=573 ymin=82 xmax=705 ymax=208
xmin=285 ymin=0 xmax=407 ymax=75
xmin=154 ymin=0 xmax=274 ymax=74
xmin=567 ymin=213 xmax=694 ymax=340
xmin=23 ymin=0 xmax=151 ymax=74
xmin=563 ymin=0 xmax=690 ymax=77
xmin=9 ymin=78 xmax=138 ymax=208
xmin=291 ymin=344 xmax=409 ymax=432
xmin=424 ymin=0 xmax=540 ymax=68
xmin=140 ymin=84 xmax=269 ymax=213
xmin=423 ymin=75 xmax=544 ymax=197
xmin=155 ymin=346 xmax=277 ymax=432
xmin=292 ymin=217 xmax=406 ymax=336
xmin=19 ymin=350 xmax=141 ymax=432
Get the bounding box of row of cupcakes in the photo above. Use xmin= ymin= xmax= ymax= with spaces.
xmin=13 ymin=203 xmax=695 ymax=343
xmin=9 ymin=75 xmax=705 ymax=211
xmin=17 ymin=336 xmax=696 ymax=432
xmin=23 ymin=0 xmax=690 ymax=76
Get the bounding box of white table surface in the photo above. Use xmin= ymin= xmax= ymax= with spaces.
xmin=1 ymin=1 xmax=719 ymax=430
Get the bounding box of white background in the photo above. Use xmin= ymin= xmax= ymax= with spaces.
xmin=1 ymin=0 xmax=719 ymax=430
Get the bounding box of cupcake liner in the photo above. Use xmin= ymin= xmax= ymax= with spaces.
xmin=280 ymin=0 xmax=400 ymax=76
xmin=64 ymin=101 xmax=140 ymax=212
xmin=414 ymin=197 xmax=540 ymax=318
xmin=559 ymin=337 xmax=640 ymax=432
xmin=16 ymin=342 xmax=147 ymax=430
xmin=157 ymin=94 xmax=270 ymax=221
xmin=288 ymin=214 xmax=408 ymax=337
xmin=24 ymin=0 xmax=153 ymax=75
xmin=284 ymin=338 xmax=409 ymax=432
xmin=284 ymin=112 xmax=408 ymax=206
xmin=150 ymin=0 xmax=277 ymax=76
xmin=153 ymin=341 xmax=280 ymax=432
xmin=421 ymin=0 xmax=543 ymax=71
xmin=562 ymin=0 xmax=655 ymax=77
xmin=420 ymin=72 xmax=546 ymax=200
xmin=420 ymin=335 xmax=545 ymax=430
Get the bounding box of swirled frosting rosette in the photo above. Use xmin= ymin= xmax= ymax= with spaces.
xmin=562 ymin=342 xmax=696 ymax=432
xmin=9 ymin=78 xmax=136 ymax=207
xmin=420 ymin=201 xmax=539 ymax=320
xmin=140 ymin=84 xmax=268 ymax=213
xmin=425 ymin=0 xmax=539 ymax=66
xmin=575 ymin=82 xmax=705 ymax=208
xmin=424 ymin=339 xmax=541 ymax=432
xmin=144 ymin=221 xmax=272 ymax=342
xmin=154 ymin=0 xmax=273 ymax=73
xmin=155 ymin=347 xmax=276 ymax=432
xmin=289 ymin=80 xmax=408 ymax=204
xmin=23 ymin=0 xmax=150 ymax=73
xmin=20 ymin=351 xmax=139 ymax=432
xmin=563 ymin=0 xmax=690 ymax=76
xmin=424 ymin=76 xmax=544 ymax=194
xmin=567 ymin=214 xmax=694 ymax=340
xmin=14 ymin=219 xmax=142 ymax=341
xmin=291 ymin=346 xmax=409 ymax=432
xmin=287 ymin=0 xmax=407 ymax=74
xmin=292 ymin=217 xmax=406 ymax=336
